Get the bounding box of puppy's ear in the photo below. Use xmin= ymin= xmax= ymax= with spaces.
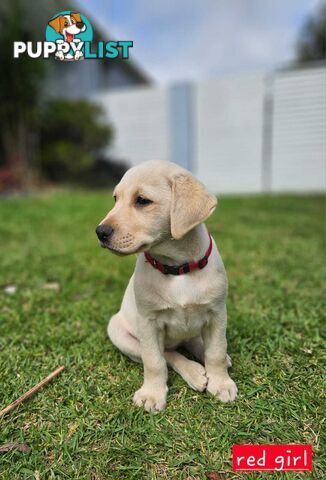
xmin=170 ymin=173 xmax=217 ymax=240
xmin=48 ymin=16 xmax=64 ymax=33
xmin=71 ymin=12 xmax=82 ymax=23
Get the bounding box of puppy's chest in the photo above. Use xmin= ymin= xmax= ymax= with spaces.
xmin=153 ymin=273 xmax=219 ymax=307
xmin=156 ymin=303 xmax=213 ymax=344
xmin=136 ymin=264 xmax=227 ymax=343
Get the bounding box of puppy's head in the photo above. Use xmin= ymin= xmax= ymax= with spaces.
xmin=48 ymin=13 xmax=86 ymax=36
xmin=96 ymin=160 xmax=217 ymax=255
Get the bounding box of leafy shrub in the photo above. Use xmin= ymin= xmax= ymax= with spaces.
xmin=38 ymin=99 xmax=114 ymax=183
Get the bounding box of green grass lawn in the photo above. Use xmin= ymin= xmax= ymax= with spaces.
xmin=0 ymin=191 xmax=324 ymax=480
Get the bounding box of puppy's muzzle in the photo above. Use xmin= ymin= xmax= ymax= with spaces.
xmin=96 ymin=224 xmax=114 ymax=244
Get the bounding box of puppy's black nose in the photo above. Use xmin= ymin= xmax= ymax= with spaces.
xmin=96 ymin=224 xmax=114 ymax=242
xmin=76 ymin=21 xmax=84 ymax=29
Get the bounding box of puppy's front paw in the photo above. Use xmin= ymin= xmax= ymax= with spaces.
xmin=55 ymin=51 xmax=65 ymax=61
xmin=207 ymin=375 xmax=237 ymax=402
xmin=74 ymin=50 xmax=84 ymax=60
xmin=133 ymin=384 xmax=168 ymax=412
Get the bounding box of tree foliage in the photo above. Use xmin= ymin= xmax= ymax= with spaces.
xmin=0 ymin=0 xmax=45 ymax=174
xmin=296 ymin=3 xmax=326 ymax=63
xmin=39 ymin=100 xmax=114 ymax=183
xmin=0 ymin=0 xmax=114 ymax=188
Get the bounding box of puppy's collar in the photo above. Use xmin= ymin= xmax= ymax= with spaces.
xmin=144 ymin=233 xmax=213 ymax=275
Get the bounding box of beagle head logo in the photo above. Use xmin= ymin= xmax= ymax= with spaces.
xmin=46 ymin=10 xmax=93 ymax=61
xmin=48 ymin=13 xmax=86 ymax=43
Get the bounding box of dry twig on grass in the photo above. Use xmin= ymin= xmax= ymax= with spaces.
xmin=0 ymin=366 xmax=65 ymax=419
xmin=0 ymin=443 xmax=31 ymax=454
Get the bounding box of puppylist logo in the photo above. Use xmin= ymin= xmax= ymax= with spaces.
xmin=13 ymin=10 xmax=133 ymax=61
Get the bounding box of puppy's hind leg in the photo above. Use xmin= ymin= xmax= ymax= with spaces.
xmin=108 ymin=316 xmax=207 ymax=392
xmin=164 ymin=351 xmax=207 ymax=392
xmin=182 ymin=336 xmax=205 ymax=363
xmin=107 ymin=313 xmax=141 ymax=363
xmin=183 ymin=336 xmax=232 ymax=367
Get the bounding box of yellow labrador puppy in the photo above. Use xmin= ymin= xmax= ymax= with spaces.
xmin=96 ymin=160 xmax=237 ymax=411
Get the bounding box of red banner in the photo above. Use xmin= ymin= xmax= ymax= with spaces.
xmin=232 ymin=444 xmax=312 ymax=471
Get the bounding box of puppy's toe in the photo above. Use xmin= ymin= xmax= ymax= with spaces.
xmin=182 ymin=361 xmax=208 ymax=392
xmin=217 ymin=379 xmax=237 ymax=402
xmin=207 ymin=376 xmax=237 ymax=403
xmin=133 ymin=385 xmax=167 ymax=412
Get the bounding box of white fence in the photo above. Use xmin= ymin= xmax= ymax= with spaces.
xmin=97 ymin=86 xmax=170 ymax=163
xmin=271 ymin=67 xmax=326 ymax=192
xmin=94 ymin=65 xmax=326 ymax=193
xmin=194 ymin=74 xmax=265 ymax=193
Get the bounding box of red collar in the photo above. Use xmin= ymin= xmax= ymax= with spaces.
xmin=144 ymin=233 xmax=213 ymax=275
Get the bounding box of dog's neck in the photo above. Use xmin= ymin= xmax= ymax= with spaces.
xmin=147 ymin=224 xmax=209 ymax=266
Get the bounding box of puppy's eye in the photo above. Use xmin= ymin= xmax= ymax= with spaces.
xmin=64 ymin=21 xmax=69 ymax=27
xmin=135 ymin=196 xmax=152 ymax=206
xmin=113 ymin=195 xmax=117 ymax=202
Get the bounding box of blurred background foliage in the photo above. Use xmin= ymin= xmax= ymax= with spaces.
xmin=0 ymin=0 xmax=116 ymax=191
xmin=296 ymin=3 xmax=326 ymax=63
xmin=39 ymin=100 xmax=113 ymax=183
xmin=0 ymin=0 xmax=46 ymax=188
